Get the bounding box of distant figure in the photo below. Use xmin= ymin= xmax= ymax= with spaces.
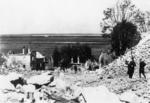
xmin=139 ymin=59 xmax=146 ymax=79
xmin=60 ymin=59 xmax=66 ymax=72
xmin=88 ymin=64 xmax=92 ymax=71
xmin=128 ymin=57 xmax=136 ymax=78
xmin=50 ymin=56 xmax=54 ymax=68
xmin=125 ymin=60 xmax=130 ymax=75
xmin=77 ymin=57 xmax=80 ymax=64
xmin=85 ymin=59 xmax=91 ymax=70
xmin=71 ymin=58 xmax=74 ymax=64
xmin=74 ymin=65 xmax=78 ymax=73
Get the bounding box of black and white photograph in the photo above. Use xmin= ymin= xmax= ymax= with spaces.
xmin=0 ymin=0 xmax=150 ymax=103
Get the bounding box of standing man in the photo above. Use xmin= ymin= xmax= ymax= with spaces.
xmin=125 ymin=60 xmax=130 ymax=75
xmin=128 ymin=57 xmax=136 ymax=78
xmin=139 ymin=59 xmax=146 ymax=79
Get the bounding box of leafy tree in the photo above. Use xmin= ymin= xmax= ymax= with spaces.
xmin=111 ymin=20 xmax=141 ymax=56
xmin=101 ymin=0 xmax=146 ymax=34
xmin=59 ymin=45 xmax=72 ymax=68
xmin=52 ymin=47 xmax=61 ymax=67
xmin=81 ymin=44 xmax=92 ymax=61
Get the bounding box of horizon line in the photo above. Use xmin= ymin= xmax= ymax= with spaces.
xmin=0 ymin=33 xmax=102 ymax=36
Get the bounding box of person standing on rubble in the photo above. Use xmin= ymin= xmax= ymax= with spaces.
xmin=139 ymin=59 xmax=146 ymax=79
xmin=128 ymin=57 xmax=136 ymax=78
xmin=125 ymin=60 xmax=130 ymax=75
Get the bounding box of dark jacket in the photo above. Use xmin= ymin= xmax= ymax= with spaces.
xmin=140 ymin=61 xmax=146 ymax=72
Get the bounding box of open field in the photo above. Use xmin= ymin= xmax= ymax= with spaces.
xmin=0 ymin=34 xmax=110 ymax=58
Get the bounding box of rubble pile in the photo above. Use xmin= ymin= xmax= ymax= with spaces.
xmin=97 ymin=33 xmax=150 ymax=102
xmin=0 ymin=71 xmax=71 ymax=103
xmin=101 ymin=33 xmax=150 ymax=79
xmin=0 ymin=70 xmax=123 ymax=103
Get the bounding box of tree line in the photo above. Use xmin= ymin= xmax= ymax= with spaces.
xmin=52 ymin=44 xmax=93 ymax=67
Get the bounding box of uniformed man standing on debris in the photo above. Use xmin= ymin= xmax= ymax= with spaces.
xmin=139 ymin=59 xmax=146 ymax=79
xmin=125 ymin=60 xmax=129 ymax=75
xmin=128 ymin=57 xmax=136 ymax=78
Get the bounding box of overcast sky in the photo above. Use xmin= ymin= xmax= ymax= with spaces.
xmin=0 ymin=0 xmax=150 ymax=35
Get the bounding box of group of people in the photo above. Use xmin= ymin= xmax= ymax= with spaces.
xmin=125 ymin=57 xmax=146 ymax=79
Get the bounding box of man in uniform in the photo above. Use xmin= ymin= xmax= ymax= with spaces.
xmin=128 ymin=57 xmax=136 ymax=78
xmin=139 ymin=59 xmax=146 ymax=79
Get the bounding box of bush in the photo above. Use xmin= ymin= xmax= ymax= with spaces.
xmin=111 ymin=20 xmax=141 ymax=56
